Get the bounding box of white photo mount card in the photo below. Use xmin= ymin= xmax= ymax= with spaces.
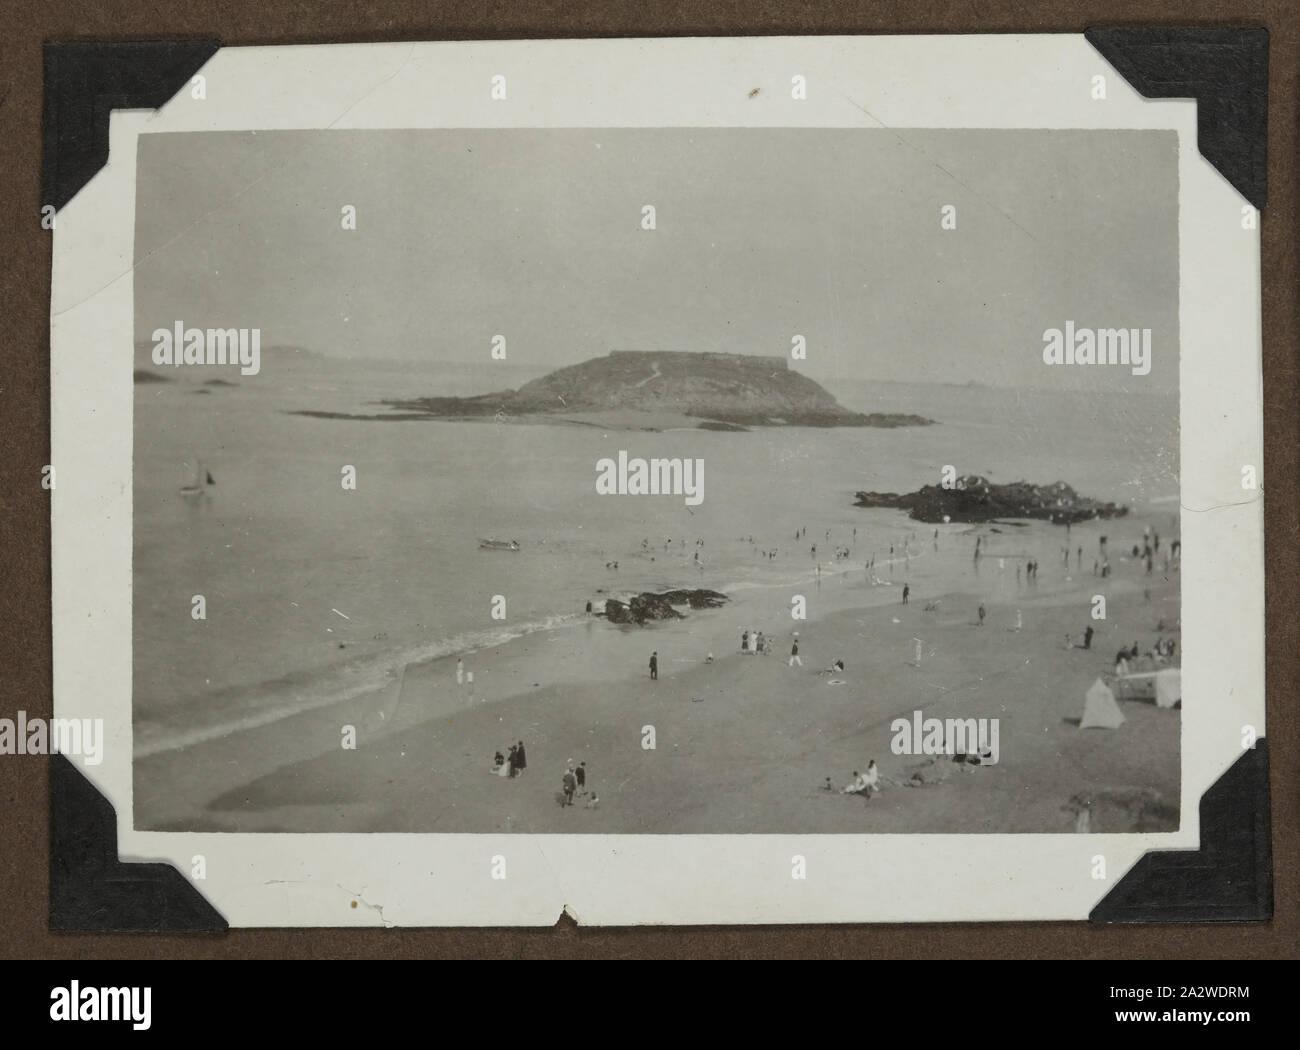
xmin=44 ymin=33 xmax=1269 ymax=928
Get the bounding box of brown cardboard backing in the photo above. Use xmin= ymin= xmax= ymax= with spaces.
xmin=2 ymin=0 xmax=1295 ymax=958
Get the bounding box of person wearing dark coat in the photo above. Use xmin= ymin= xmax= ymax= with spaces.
xmin=515 ymin=740 xmax=527 ymax=775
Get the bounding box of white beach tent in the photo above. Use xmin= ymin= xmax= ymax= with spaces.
xmin=1080 ymin=678 xmax=1125 ymax=729
xmin=1155 ymin=668 xmax=1181 ymax=709
xmin=1114 ymin=668 xmax=1182 ymax=707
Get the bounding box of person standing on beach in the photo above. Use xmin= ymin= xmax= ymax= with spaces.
xmin=561 ymin=768 xmax=577 ymax=807
xmin=649 ymin=651 xmax=658 ymax=680
xmin=456 ymin=658 xmax=465 ymax=687
xmin=1083 ymin=625 xmax=1094 ymax=650
xmin=789 ymin=638 xmax=802 ymax=667
xmin=576 ymin=761 xmax=587 ymax=795
xmin=507 ymin=743 xmax=518 ymax=777
xmin=977 ymin=603 xmax=986 ymax=627
xmin=515 ymin=740 xmax=527 ymax=775
xmin=902 ymin=584 xmax=909 ymax=605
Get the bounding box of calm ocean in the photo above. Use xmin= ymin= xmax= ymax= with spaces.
xmin=133 ymin=352 xmax=1178 ymax=755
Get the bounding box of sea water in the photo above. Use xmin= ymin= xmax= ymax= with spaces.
xmin=133 ymin=353 xmax=1178 ymax=755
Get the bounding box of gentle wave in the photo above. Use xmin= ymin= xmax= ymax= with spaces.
xmin=134 ymin=611 xmax=586 ymax=758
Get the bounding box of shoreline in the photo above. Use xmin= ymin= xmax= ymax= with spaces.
xmin=135 ymin=507 xmax=1180 ymax=834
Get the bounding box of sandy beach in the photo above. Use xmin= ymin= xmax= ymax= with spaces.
xmin=136 ymin=507 xmax=1180 ymax=835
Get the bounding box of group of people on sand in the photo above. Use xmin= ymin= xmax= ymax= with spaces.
xmin=490 ymin=740 xmax=529 ymax=778
xmin=488 ymin=738 xmax=599 ymax=809
xmin=824 ymin=760 xmax=879 ymax=798
xmin=740 ymin=629 xmax=773 ymax=656
xmin=1114 ymin=637 xmax=1178 ymax=675
xmin=561 ymin=758 xmax=597 ymax=809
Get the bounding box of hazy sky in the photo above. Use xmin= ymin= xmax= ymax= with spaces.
xmin=135 ymin=128 xmax=1178 ymax=391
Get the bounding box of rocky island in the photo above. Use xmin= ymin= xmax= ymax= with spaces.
xmin=854 ymin=476 xmax=1128 ymax=525
xmin=292 ymin=351 xmax=933 ymax=430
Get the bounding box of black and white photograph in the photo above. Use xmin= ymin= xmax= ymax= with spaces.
xmin=131 ymin=126 xmax=1182 ymax=836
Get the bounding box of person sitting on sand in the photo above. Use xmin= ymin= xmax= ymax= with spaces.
xmin=841 ymin=762 xmax=878 ymax=797
xmin=585 ymin=793 xmax=599 ymax=810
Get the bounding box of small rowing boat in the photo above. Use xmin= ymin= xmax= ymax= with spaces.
xmin=479 ymin=538 xmax=520 ymax=551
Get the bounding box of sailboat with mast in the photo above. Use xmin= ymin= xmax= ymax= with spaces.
xmin=180 ymin=456 xmax=216 ymax=498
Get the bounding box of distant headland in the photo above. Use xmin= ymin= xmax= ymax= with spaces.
xmin=290 ymin=351 xmax=934 ymax=430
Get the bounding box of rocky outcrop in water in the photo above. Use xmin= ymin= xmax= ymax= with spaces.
xmin=853 ymin=476 xmax=1127 ymax=525
xmin=604 ymin=588 xmax=729 ymax=625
